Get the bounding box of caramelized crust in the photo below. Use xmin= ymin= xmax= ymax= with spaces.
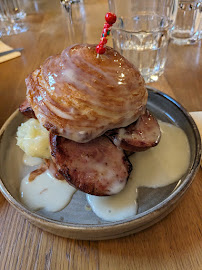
xmin=26 ymin=44 xmax=147 ymax=143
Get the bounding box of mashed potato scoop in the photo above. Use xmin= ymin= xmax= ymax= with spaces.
xmin=16 ymin=118 xmax=50 ymax=159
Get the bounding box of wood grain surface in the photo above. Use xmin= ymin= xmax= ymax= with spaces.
xmin=0 ymin=0 xmax=201 ymax=269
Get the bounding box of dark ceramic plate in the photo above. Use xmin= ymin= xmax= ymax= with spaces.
xmin=0 ymin=87 xmax=201 ymax=240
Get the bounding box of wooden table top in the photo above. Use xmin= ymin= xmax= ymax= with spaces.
xmin=0 ymin=1 xmax=201 ymax=269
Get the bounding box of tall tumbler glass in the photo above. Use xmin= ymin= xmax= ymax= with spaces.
xmin=171 ymin=0 xmax=201 ymax=45
xmin=61 ymin=0 xmax=107 ymax=45
xmin=60 ymin=0 xmax=86 ymax=44
xmin=108 ymin=0 xmax=178 ymax=83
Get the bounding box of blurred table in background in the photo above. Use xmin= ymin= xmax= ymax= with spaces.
xmin=0 ymin=0 xmax=201 ymax=269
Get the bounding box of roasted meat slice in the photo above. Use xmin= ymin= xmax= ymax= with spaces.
xmin=50 ymin=133 xmax=132 ymax=196
xmin=19 ymin=99 xmax=36 ymax=119
xmin=106 ymin=110 xmax=161 ymax=152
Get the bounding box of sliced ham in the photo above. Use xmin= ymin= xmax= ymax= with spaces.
xmin=19 ymin=99 xmax=36 ymax=119
xmin=50 ymin=133 xmax=132 ymax=196
xmin=106 ymin=110 xmax=161 ymax=152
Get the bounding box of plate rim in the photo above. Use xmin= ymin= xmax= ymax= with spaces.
xmin=0 ymin=87 xmax=201 ymax=238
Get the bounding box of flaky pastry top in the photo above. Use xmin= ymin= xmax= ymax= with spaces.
xmin=26 ymin=44 xmax=147 ymax=142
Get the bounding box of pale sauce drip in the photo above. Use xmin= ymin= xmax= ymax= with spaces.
xmin=87 ymin=121 xmax=190 ymax=222
xmin=87 ymin=177 xmax=138 ymax=222
xmin=130 ymin=121 xmax=190 ymax=188
xmin=20 ymin=170 xmax=76 ymax=212
xmin=23 ymin=153 xmax=42 ymax=166
xmin=20 ymin=121 xmax=190 ymax=221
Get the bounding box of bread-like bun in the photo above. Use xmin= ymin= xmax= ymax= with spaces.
xmin=26 ymin=44 xmax=147 ymax=143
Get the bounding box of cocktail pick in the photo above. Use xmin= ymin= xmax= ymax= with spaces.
xmin=96 ymin=12 xmax=117 ymax=57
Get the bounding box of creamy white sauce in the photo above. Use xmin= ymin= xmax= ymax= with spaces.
xmin=87 ymin=177 xmax=138 ymax=222
xmin=20 ymin=170 xmax=76 ymax=212
xmin=87 ymin=121 xmax=190 ymax=222
xmin=23 ymin=153 xmax=42 ymax=166
xmin=19 ymin=121 xmax=190 ymax=222
xmin=130 ymin=121 xmax=190 ymax=188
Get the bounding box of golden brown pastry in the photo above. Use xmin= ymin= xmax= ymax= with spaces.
xmin=26 ymin=44 xmax=147 ymax=143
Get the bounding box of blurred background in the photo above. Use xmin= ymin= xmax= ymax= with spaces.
xmin=0 ymin=0 xmax=201 ymax=127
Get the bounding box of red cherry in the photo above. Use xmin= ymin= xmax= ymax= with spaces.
xmin=105 ymin=12 xmax=116 ymax=25
xmin=96 ymin=44 xmax=106 ymax=54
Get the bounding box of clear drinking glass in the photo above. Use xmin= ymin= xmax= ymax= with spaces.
xmin=60 ymin=0 xmax=86 ymax=44
xmin=0 ymin=0 xmax=28 ymax=37
xmin=108 ymin=0 xmax=178 ymax=83
xmin=171 ymin=0 xmax=202 ymax=45
xmin=60 ymin=0 xmax=106 ymax=45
